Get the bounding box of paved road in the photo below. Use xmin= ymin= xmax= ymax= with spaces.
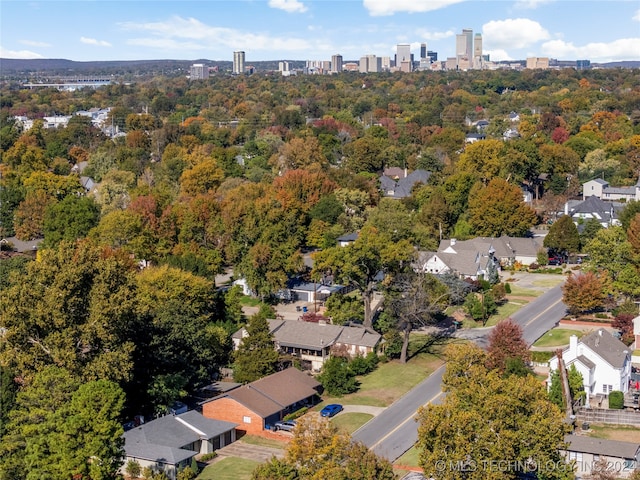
xmin=352 ymin=283 xmax=567 ymax=462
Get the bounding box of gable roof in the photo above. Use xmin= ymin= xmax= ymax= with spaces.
xmin=123 ymin=411 xmax=237 ymax=464
xmin=379 ymin=169 xmax=431 ymax=199
xmin=580 ymin=329 xmax=630 ymax=369
xmin=210 ymin=367 xmax=321 ymax=418
xmin=564 ymin=435 xmax=640 ymax=459
xmin=569 ymin=196 xmax=623 ymax=222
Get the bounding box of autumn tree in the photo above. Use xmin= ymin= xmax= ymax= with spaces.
xmin=233 ymin=311 xmax=279 ymax=384
xmin=468 ymin=178 xmax=538 ymax=237
xmin=416 ymin=343 xmax=571 ymax=480
xmin=312 ymin=225 xmax=414 ymax=328
xmin=384 ymin=271 xmax=449 ymax=363
xmin=544 ymin=215 xmax=580 ymax=257
xmin=252 ymin=416 xmax=396 ymax=480
xmin=486 ymin=319 xmax=531 ymax=374
xmin=562 ymin=272 xmax=607 ymax=315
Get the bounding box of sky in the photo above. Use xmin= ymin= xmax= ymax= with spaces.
xmin=1 ymin=0 xmax=639 ymax=64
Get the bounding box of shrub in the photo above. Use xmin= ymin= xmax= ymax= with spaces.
xmin=199 ymin=452 xmax=217 ymax=462
xmin=284 ymin=407 xmax=308 ymax=421
xmin=349 ymin=355 xmax=371 ymax=375
xmin=504 ymin=282 xmax=512 ymax=294
xmin=530 ymin=351 xmax=554 ymax=363
xmin=594 ymin=313 xmax=609 ymax=319
xmin=609 ymin=390 xmax=624 ymax=409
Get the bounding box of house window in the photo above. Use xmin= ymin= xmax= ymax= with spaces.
xmin=243 ymin=416 xmax=251 ymax=424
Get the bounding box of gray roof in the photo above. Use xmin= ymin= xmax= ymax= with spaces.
xmin=337 ymin=232 xmax=359 ymax=242
xmin=570 ymin=196 xmax=621 ymax=222
xmin=573 ymin=355 xmax=595 ymax=370
xmin=123 ymin=411 xmax=237 ymax=464
xmin=580 ymin=329 xmax=630 ymax=369
xmin=603 ymin=186 xmax=636 ymax=195
xmin=379 ymin=169 xmax=431 ymax=199
xmin=564 ymin=435 xmax=640 ymax=459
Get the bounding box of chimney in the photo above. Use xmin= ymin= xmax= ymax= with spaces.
xmin=569 ymin=335 xmax=578 ymax=353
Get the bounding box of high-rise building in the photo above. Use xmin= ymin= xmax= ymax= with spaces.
xmin=189 ymin=63 xmax=209 ymax=80
xmin=233 ymin=51 xmax=245 ymax=75
xmin=359 ymin=55 xmax=381 ymax=73
xmin=420 ymin=43 xmax=427 ymax=60
xmin=396 ymin=44 xmax=412 ymax=72
xmin=427 ymin=51 xmax=438 ymax=63
xmin=473 ymin=33 xmax=483 ymax=69
xmin=462 ymin=28 xmax=473 ymax=57
xmin=455 ymin=28 xmax=473 ymax=70
xmin=526 ymin=57 xmax=549 ymax=69
xmin=576 ymin=59 xmax=591 ymax=70
xmin=331 ymin=54 xmax=343 ymax=73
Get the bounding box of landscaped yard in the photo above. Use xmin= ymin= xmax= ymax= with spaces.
xmin=319 ymin=338 xmax=446 ymax=407
xmin=331 ymin=412 xmax=373 ymax=433
xmin=532 ymin=328 xmax=584 ymax=348
xmin=196 ymin=457 xmax=260 ymax=480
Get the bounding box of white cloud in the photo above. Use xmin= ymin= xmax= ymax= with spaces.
xmin=363 ymin=0 xmax=466 ymax=17
xmin=0 ymin=46 xmax=43 ymax=59
xmin=268 ymin=0 xmax=307 ymax=13
xmin=633 ymin=9 xmax=640 ymax=21
xmin=541 ymin=37 xmax=640 ymax=62
xmin=20 ymin=40 xmax=51 ymax=47
xmin=482 ymin=18 xmax=550 ymax=49
xmin=80 ymin=37 xmax=112 ymax=47
xmin=416 ymin=28 xmax=456 ymax=41
xmin=485 ymin=49 xmax=513 ymax=62
xmin=120 ymin=16 xmax=313 ymax=53
xmin=513 ymin=0 xmax=554 ymax=9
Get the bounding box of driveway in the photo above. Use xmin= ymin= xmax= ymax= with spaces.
xmin=339 ymin=404 xmax=386 ymax=416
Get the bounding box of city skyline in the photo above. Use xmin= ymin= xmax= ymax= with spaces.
xmin=1 ymin=0 xmax=639 ymax=64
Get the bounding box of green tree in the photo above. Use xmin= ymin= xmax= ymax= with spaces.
xmin=233 ymin=313 xmax=279 ymax=384
xmin=125 ymin=460 xmax=142 ymax=479
xmin=318 ymin=356 xmax=358 ymax=396
xmin=567 ymin=364 xmax=585 ymax=404
xmin=544 ymin=215 xmax=580 ymax=256
xmin=464 ymin=291 xmax=497 ymax=325
xmin=548 ymin=368 xmax=564 ymax=410
xmin=324 ymin=293 xmax=364 ymax=325
xmin=0 ymin=366 xmax=17 ymax=438
xmin=468 ymin=178 xmax=538 ymax=237
xmin=417 ymin=343 xmax=571 ymax=480
xmin=312 ymin=225 xmax=414 ymax=329
xmin=42 ymin=195 xmax=100 ymax=248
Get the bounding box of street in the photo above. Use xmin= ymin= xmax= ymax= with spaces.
xmin=352 ymin=282 xmax=567 ymax=461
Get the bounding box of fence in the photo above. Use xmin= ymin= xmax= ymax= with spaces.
xmin=575 ymin=407 xmax=640 ymax=426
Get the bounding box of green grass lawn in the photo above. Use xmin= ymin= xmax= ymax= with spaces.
xmin=395 ymin=445 xmax=421 ymax=468
xmin=331 ymin=412 xmax=373 ymax=434
xmin=506 ymin=284 xmax=543 ymax=297
xmin=532 ymin=328 xmax=583 ymax=347
xmin=239 ymin=295 xmax=263 ymax=307
xmin=196 ymin=457 xmax=260 ymax=480
xmin=320 ymin=340 xmax=445 ymax=407
xmin=237 ymin=435 xmax=288 ymax=449
xmin=531 ymin=277 xmax=566 ymax=288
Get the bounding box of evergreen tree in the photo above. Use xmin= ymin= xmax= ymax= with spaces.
xmin=548 ymin=368 xmax=564 ymax=410
xmin=233 ymin=312 xmax=279 ymax=383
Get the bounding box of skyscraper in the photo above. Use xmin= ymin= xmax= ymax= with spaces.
xmin=473 ymin=33 xmax=483 ymax=69
xmin=420 ymin=43 xmax=427 ymax=60
xmin=331 ymin=54 xmax=343 ymax=73
xmin=233 ymin=51 xmax=245 ymax=75
xmin=455 ymin=28 xmax=473 ymax=70
xmin=396 ymin=44 xmax=412 ymax=72
xmin=189 ymin=64 xmax=209 ymax=80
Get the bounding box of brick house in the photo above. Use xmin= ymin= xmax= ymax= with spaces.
xmin=201 ymin=367 xmax=322 ymax=435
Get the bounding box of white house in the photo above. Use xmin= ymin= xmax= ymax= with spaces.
xmin=582 ymin=177 xmax=640 ymax=202
xmin=548 ymin=329 xmax=632 ymax=404
xmin=563 ymin=435 xmax=640 ymax=479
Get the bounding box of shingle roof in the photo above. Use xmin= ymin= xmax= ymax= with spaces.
xmin=212 ymin=368 xmax=322 ymax=418
xmin=572 ymin=355 xmax=595 ymax=370
xmin=379 ymin=169 xmax=431 ymax=198
xmin=580 ymin=329 xmax=630 ymax=369
xmin=564 ymin=435 xmax=640 ymax=459
xmin=123 ymin=411 xmax=237 ymax=464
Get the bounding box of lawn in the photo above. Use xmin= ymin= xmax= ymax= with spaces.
xmin=239 ymin=295 xmax=263 ymax=307
xmin=506 ymin=284 xmax=544 ymax=297
xmin=395 ymin=445 xmax=421 ymax=468
xmin=331 ymin=412 xmax=373 ymax=433
xmin=238 ymin=435 xmax=288 ymax=449
xmin=585 ymin=424 xmax=640 ymax=443
xmin=320 ymin=339 xmax=445 ymax=407
xmin=196 ymin=457 xmax=260 ymax=480
xmin=532 ymin=328 xmax=583 ymax=347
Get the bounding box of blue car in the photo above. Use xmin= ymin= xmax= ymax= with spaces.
xmin=320 ymin=404 xmax=343 ymax=417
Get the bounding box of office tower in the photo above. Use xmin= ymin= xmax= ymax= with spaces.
xmin=576 ymin=59 xmax=591 ymax=70
xmin=396 ymin=44 xmax=412 ymax=72
xmin=462 ymin=28 xmax=473 ymax=57
xmin=189 ymin=63 xmax=208 ymax=80
xmin=526 ymin=57 xmax=549 ymax=69
xmin=427 ymin=51 xmax=438 ymax=63
xmin=331 ymin=54 xmax=343 ymax=73
xmin=359 ymin=55 xmax=381 ymax=73
xmin=473 ymin=33 xmax=483 ymax=69
xmin=455 ymin=28 xmax=473 ymax=70
xmin=233 ymin=51 xmax=245 ymax=74
xmin=420 ymin=43 xmax=427 ymax=60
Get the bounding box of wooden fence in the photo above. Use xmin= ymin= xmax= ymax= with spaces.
xmin=575 ymin=407 xmax=640 ymax=426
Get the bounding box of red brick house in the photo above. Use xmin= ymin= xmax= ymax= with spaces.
xmin=201 ymin=367 xmax=321 ymax=435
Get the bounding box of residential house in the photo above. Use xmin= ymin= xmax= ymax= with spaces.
xmin=201 ymin=367 xmax=322 ymax=435
xmin=563 ymin=196 xmax=624 ymax=228
xmin=548 ymin=329 xmax=632 ymax=404
xmin=121 ymin=411 xmax=237 ymax=480
xmin=232 ymin=319 xmax=381 ymax=371
xmin=379 ymin=169 xmax=431 ymax=199
xmin=336 ymin=232 xmax=359 ymax=247
xmin=582 ymin=177 xmax=640 ymax=202
xmin=465 ymin=133 xmax=486 ymax=144
xmin=414 ymin=236 xmax=542 ymax=279
xmin=563 ymin=435 xmax=639 ymax=479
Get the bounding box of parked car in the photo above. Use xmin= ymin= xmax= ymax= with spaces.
xmin=320 ymin=404 xmax=344 ymax=417
xmin=548 ymin=257 xmax=562 ymax=266
xmin=273 ymin=420 xmax=297 ymax=432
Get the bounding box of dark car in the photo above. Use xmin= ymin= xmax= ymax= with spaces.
xmin=548 ymin=257 xmax=562 ymax=266
xmin=273 ymin=420 xmax=297 ymax=432
xmin=320 ymin=404 xmax=344 ymax=417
